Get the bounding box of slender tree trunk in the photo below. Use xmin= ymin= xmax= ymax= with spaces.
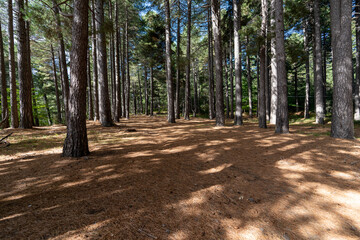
xmin=53 ymin=0 xmax=69 ymax=122
xmin=314 ymin=0 xmax=325 ymax=124
xmin=17 ymin=0 xmax=32 ymax=129
xmin=246 ymin=36 xmax=252 ymax=118
xmin=193 ymin=62 xmax=198 ymax=117
xmin=150 ymin=66 xmax=154 ymax=116
xmin=133 ymin=81 xmax=137 ymax=115
xmin=294 ymin=68 xmax=299 ymax=112
xmin=355 ymin=0 xmax=360 ymax=121
xmin=121 ymin=27 xmax=126 ymax=118
xmin=233 ymin=0 xmax=242 ymax=125
xmin=259 ymin=0 xmax=267 ymax=129
xmin=137 ymin=66 xmax=143 ymax=114
xmin=225 ymin=52 xmax=230 ymax=119
xmin=175 ymin=0 xmax=181 ymax=119
xmin=229 ymin=36 xmax=234 ymax=119
xmin=109 ymin=2 xmax=116 ymax=119
xmin=323 ymin=31 xmax=327 ymax=114
xmin=257 ymin=54 xmax=260 ymax=118
xmin=125 ymin=8 xmax=130 ymax=119
xmin=8 ymin=0 xmax=19 ymax=128
xmin=184 ymin=0 xmax=192 ymax=120
xmin=145 ymin=67 xmax=149 ymax=115
xmin=51 ymin=45 xmax=62 ymax=124
xmin=208 ymin=2 xmax=215 ymax=120
xmin=96 ymin=0 xmax=113 ymax=126
xmin=91 ymin=0 xmax=99 ymax=121
xmin=165 ymin=0 xmax=175 ymax=123
xmin=212 ymin=0 xmax=224 ymax=126
xmin=270 ymin=0 xmax=277 ymax=124
xmin=115 ymin=0 xmax=121 ymax=122
xmin=63 ymin=0 xmax=89 ymax=157
xmin=0 ymin=21 xmax=9 ymax=128
xmin=87 ymin=49 xmax=94 ymax=120
xmin=275 ymin=0 xmax=289 ymax=133
xmin=330 ymin=0 xmax=354 ymax=139
xmin=304 ymin=20 xmax=310 ymax=119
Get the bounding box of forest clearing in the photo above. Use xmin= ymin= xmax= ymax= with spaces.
xmin=1 ymin=115 xmax=360 ymax=239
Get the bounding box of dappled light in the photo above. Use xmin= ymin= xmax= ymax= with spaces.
xmin=1 ymin=115 xmax=360 ymax=239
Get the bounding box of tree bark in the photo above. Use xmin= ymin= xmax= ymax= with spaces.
xmin=175 ymin=0 xmax=181 ymax=119
xmin=294 ymin=68 xmax=299 ymax=112
xmin=355 ymin=0 xmax=360 ymax=120
xmin=121 ymin=27 xmax=126 ymax=118
xmin=212 ymin=0 xmax=224 ymax=126
xmin=51 ymin=45 xmax=62 ymax=124
xmin=63 ymin=0 xmax=89 ymax=157
xmin=8 ymin=0 xmax=19 ymax=128
xmin=0 ymin=21 xmax=9 ymax=128
xmin=150 ymin=67 xmax=154 ymax=116
xmin=233 ymin=0 xmax=242 ymax=125
xmin=314 ymin=0 xmax=325 ymax=124
xmin=330 ymin=0 xmax=354 ymax=139
xmin=87 ymin=48 xmax=94 ymax=120
xmin=125 ymin=8 xmax=130 ymax=119
xmin=91 ymin=0 xmax=99 ymax=121
xmin=275 ymin=0 xmax=289 ymax=133
xmin=165 ymin=0 xmax=175 ymax=123
xmin=53 ymin=0 xmax=69 ymax=122
xmin=115 ymin=0 xmax=121 ymax=122
xmin=208 ymin=2 xmax=215 ymax=120
xmin=184 ymin=0 xmax=192 ymax=120
xmin=270 ymin=0 xmax=277 ymax=124
xmin=259 ymin=0 xmax=267 ymax=129
xmin=246 ymin=36 xmax=252 ymax=118
xmin=304 ymin=20 xmax=310 ymax=119
xmin=17 ymin=0 xmax=33 ymax=129
xmin=229 ymin=36 xmax=234 ymax=119
xmin=145 ymin=67 xmax=149 ymax=115
xmin=193 ymin=61 xmax=198 ymax=117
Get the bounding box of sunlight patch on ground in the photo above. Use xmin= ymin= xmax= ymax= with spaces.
xmin=199 ymin=163 xmax=233 ymax=175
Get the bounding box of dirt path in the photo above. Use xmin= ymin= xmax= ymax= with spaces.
xmin=1 ymin=116 xmax=360 ymax=239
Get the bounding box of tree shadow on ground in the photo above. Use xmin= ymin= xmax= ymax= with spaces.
xmin=1 ymin=115 xmax=360 ymax=239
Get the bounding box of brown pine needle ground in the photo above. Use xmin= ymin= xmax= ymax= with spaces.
xmin=1 ymin=115 xmax=360 ymax=239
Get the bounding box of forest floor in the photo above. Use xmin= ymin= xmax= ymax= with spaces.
xmin=1 ymin=115 xmax=360 ymax=240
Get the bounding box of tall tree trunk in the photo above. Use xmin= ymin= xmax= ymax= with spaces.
xmin=165 ymin=0 xmax=175 ymax=123
xmin=0 ymin=21 xmax=9 ymax=128
xmin=121 ymin=27 xmax=126 ymax=118
xmin=109 ymin=2 xmax=116 ymax=119
xmin=330 ymin=0 xmax=354 ymax=139
xmin=257 ymin=54 xmax=260 ymax=118
xmin=314 ymin=0 xmax=325 ymax=124
xmin=208 ymin=2 xmax=215 ymax=120
xmin=63 ymin=0 xmax=89 ymax=157
xmin=53 ymin=0 xmax=69 ymax=122
xmin=193 ymin=61 xmax=198 ymax=117
xmin=175 ymin=0 xmax=181 ymax=119
xmin=225 ymin=51 xmax=229 ymax=119
xmin=138 ymin=66 xmax=143 ymax=114
xmin=133 ymin=81 xmax=137 ymax=115
xmin=275 ymin=0 xmax=289 ymax=133
xmin=115 ymin=0 xmax=121 ymax=122
xmin=259 ymin=0 xmax=267 ymax=129
xmin=246 ymin=36 xmax=252 ymax=118
xmin=322 ymin=31 xmax=327 ymax=114
xmin=125 ymin=8 xmax=130 ymax=119
xmin=51 ymin=45 xmax=62 ymax=124
xmin=294 ymin=68 xmax=299 ymax=112
xmin=91 ymin=0 xmax=99 ymax=121
xmin=17 ymin=0 xmax=32 ymax=129
xmin=184 ymin=0 xmax=192 ymax=120
xmin=8 ymin=0 xmax=19 ymax=128
xmin=212 ymin=0 xmax=224 ymax=126
xmin=270 ymin=0 xmax=277 ymax=124
xmin=96 ymin=0 xmax=113 ymax=126
xmin=87 ymin=49 xmax=94 ymax=120
xmin=150 ymin=67 xmax=154 ymax=116
xmin=355 ymin=0 xmax=360 ymax=121
xmin=304 ymin=20 xmax=310 ymax=119
xmin=233 ymin=0 xmax=242 ymax=125
xmin=145 ymin=67 xmax=149 ymax=115
xmin=229 ymin=36 xmax=234 ymax=119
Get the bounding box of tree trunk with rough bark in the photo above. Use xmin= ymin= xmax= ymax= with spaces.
xmin=0 ymin=22 xmax=9 ymax=128
xmin=246 ymin=36 xmax=252 ymax=118
xmin=125 ymin=8 xmax=130 ymax=119
xmin=91 ymin=0 xmax=99 ymax=121
xmin=259 ymin=0 xmax=267 ymax=129
xmin=330 ymin=0 xmax=354 ymax=139
xmin=175 ymin=0 xmax=181 ymax=119
xmin=314 ymin=0 xmax=325 ymax=124
xmin=51 ymin=45 xmax=62 ymax=124
xmin=115 ymin=0 xmax=121 ymax=122
xmin=150 ymin=67 xmax=154 ymax=116
xmin=270 ymin=0 xmax=277 ymax=124
xmin=355 ymin=0 xmax=360 ymax=121
xmin=96 ymin=0 xmax=113 ymax=126
xmin=304 ymin=20 xmax=310 ymax=119
xmin=87 ymin=49 xmax=94 ymax=120
xmin=275 ymin=0 xmax=289 ymax=133
xmin=234 ymin=0 xmax=242 ymax=125
xmin=63 ymin=0 xmax=89 ymax=157
xmin=184 ymin=0 xmax=192 ymax=120
xmin=208 ymin=2 xmax=215 ymax=120
xmin=229 ymin=36 xmax=234 ymax=119
xmin=212 ymin=0 xmax=224 ymax=126
xmin=165 ymin=0 xmax=175 ymax=123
